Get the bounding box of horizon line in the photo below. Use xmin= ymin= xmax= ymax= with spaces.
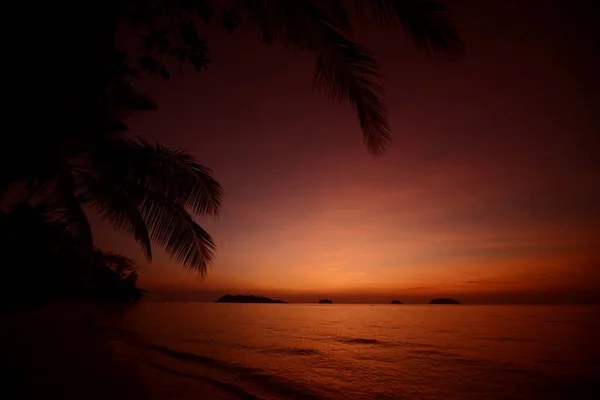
xmin=145 ymin=300 xmax=600 ymax=306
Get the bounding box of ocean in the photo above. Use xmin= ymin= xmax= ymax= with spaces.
xmin=110 ymin=303 xmax=600 ymax=399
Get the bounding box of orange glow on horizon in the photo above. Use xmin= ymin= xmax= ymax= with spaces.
xmin=91 ymin=0 xmax=598 ymax=304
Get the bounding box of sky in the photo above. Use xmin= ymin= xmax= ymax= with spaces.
xmin=93 ymin=0 xmax=600 ymax=304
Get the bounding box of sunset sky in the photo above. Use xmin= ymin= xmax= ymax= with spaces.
xmin=93 ymin=0 xmax=599 ymax=304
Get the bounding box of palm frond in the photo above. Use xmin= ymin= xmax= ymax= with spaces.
xmin=90 ymin=137 xmax=223 ymax=217
xmin=75 ymin=171 xmax=152 ymax=261
xmin=119 ymin=180 xmax=216 ymax=275
xmin=38 ymin=171 xmax=94 ymax=257
xmin=323 ymin=0 xmax=352 ymax=32
xmin=358 ymin=0 xmax=463 ymax=58
xmin=312 ymin=31 xmax=391 ymax=155
xmin=81 ymin=137 xmax=220 ymax=274
xmin=243 ymin=0 xmax=391 ymax=155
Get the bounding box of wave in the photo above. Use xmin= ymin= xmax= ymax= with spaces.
xmin=137 ymin=343 xmax=256 ymax=374
xmin=476 ymin=336 xmax=533 ymax=342
xmin=432 ymin=329 xmax=456 ymax=334
xmin=338 ymin=337 xmax=382 ymax=345
xmin=408 ymin=349 xmax=447 ymax=356
xmin=336 ymin=336 xmax=439 ymax=349
xmin=261 ymin=347 xmax=322 ymax=356
xmin=144 ymin=361 xmax=265 ymax=400
xmin=139 ymin=343 xmax=321 ymax=399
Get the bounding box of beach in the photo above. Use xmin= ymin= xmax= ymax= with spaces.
xmin=3 ymin=302 xmax=600 ymax=399
xmin=0 ymin=302 xmax=154 ymax=400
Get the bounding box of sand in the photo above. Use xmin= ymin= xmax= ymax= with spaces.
xmin=0 ymin=301 xmax=154 ymax=400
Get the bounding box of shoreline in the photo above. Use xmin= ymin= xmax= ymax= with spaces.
xmin=1 ymin=301 xmax=154 ymax=400
xmin=1 ymin=301 xmax=238 ymax=400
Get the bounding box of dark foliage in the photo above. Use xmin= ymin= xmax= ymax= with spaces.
xmin=0 ymin=205 xmax=145 ymax=307
xmin=2 ymin=0 xmax=462 ymax=277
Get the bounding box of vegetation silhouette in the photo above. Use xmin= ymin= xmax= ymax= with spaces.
xmin=1 ymin=133 xmax=222 ymax=275
xmin=318 ymin=299 xmax=334 ymax=304
xmin=429 ymin=298 xmax=460 ymax=304
xmin=390 ymin=300 xmax=403 ymax=304
xmin=3 ymin=0 xmax=462 ymax=278
xmin=87 ymin=249 xmax=146 ymax=302
xmin=215 ymin=294 xmax=287 ymax=303
xmin=0 ymin=204 xmax=144 ymax=307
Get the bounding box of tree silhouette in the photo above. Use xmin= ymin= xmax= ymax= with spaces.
xmin=3 ymin=68 xmax=222 ymax=274
xmin=24 ymin=0 xmax=462 ymax=159
xmin=3 ymin=0 xmax=462 ymax=275
xmin=125 ymin=0 xmax=462 ymax=154
xmin=88 ymin=249 xmax=146 ymax=302
xmin=0 ymin=204 xmax=146 ymax=305
xmin=29 ymin=135 xmax=222 ymax=275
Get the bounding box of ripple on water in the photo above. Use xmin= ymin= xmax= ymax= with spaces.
xmin=260 ymin=347 xmax=322 ymax=356
xmin=339 ymin=337 xmax=382 ymax=345
xmin=475 ymin=336 xmax=533 ymax=342
xmin=140 ymin=343 xmax=322 ymax=399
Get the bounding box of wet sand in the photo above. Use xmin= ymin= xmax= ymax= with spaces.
xmin=0 ymin=301 xmax=234 ymax=400
xmin=0 ymin=302 xmax=154 ymax=400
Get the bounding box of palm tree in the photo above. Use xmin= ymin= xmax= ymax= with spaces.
xmin=3 ymin=0 xmax=462 ymax=276
xmin=3 ymin=69 xmax=223 ymax=275
xmin=236 ymin=0 xmax=463 ymax=154
xmin=27 ymin=133 xmax=223 ymax=276
xmin=26 ymin=0 xmax=461 ymax=157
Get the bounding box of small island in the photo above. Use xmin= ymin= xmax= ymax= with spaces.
xmin=318 ymin=299 xmax=333 ymax=304
xmin=428 ymin=298 xmax=460 ymax=304
xmin=390 ymin=300 xmax=403 ymax=304
xmin=215 ymin=294 xmax=287 ymax=303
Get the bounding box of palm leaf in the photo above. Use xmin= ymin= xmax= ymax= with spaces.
xmin=357 ymin=0 xmax=463 ymax=57
xmin=90 ymin=137 xmax=223 ymax=217
xmin=119 ymin=180 xmax=216 ymax=275
xmin=312 ymin=30 xmax=391 ymax=155
xmin=38 ymin=171 xmax=94 ymax=258
xmin=75 ymin=171 xmax=153 ymax=261
xmin=84 ymin=137 xmax=221 ymax=274
xmin=243 ymin=0 xmax=391 ymax=155
xmin=322 ymin=0 xmax=352 ymax=32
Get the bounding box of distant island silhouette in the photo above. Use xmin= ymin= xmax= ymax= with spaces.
xmin=429 ymin=298 xmax=460 ymax=304
xmin=318 ymin=299 xmax=333 ymax=304
xmin=390 ymin=300 xmax=403 ymax=304
xmin=215 ymin=294 xmax=287 ymax=303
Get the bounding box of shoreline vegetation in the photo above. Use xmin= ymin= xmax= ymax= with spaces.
xmin=0 ymin=206 xmax=145 ymax=308
xmin=0 ymin=206 xmax=150 ymax=399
